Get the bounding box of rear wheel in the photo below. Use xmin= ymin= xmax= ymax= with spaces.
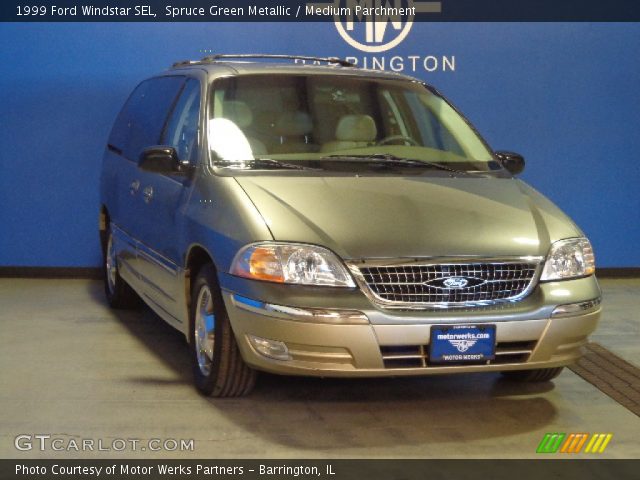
xmin=103 ymin=226 xmax=140 ymax=309
xmin=501 ymin=367 xmax=564 ymax=382
xmin=190 ymin=264 xmax=257 ymax=397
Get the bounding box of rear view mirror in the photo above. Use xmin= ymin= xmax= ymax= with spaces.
xmin=495 ymin=151 xmax=525 ymax=175
xmin=139 ymin=146 xmax=188 ymax=174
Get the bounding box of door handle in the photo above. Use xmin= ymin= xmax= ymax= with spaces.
xmin=129 ymin=180 xmax=140 ymax=195
xmin=143 ymin=186 xmax=154 ymax=204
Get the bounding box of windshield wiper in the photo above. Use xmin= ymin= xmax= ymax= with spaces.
xmin=322 ymin=154 xmax=487 ymax=176
xmin=212 ymin=159 xmax=319 ymax=171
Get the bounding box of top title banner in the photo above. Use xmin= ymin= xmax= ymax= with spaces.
xmin=2 ymin=0 xmax=640 ymax=22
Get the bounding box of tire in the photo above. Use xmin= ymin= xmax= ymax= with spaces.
xmin=103 ymin=226 xmax=140 ymax=309
xmin=501 ymin=367 xmax=564 ymax=382
xmin=189 ymin=264 xmax=257 ymax=397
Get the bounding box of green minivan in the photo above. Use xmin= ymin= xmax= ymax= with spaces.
xmin=100 ymin=54 xmax=601 ymax=396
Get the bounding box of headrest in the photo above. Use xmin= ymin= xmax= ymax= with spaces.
xmin=221 ymin=101 xmax=253 ymax=129
xmin=335 ymin=114 xmax=377 ymax=142
xmin=274 ymin=111 xmax=313 ymax=136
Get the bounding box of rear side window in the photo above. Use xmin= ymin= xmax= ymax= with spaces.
xmin=109 ymin=76 xmax=185 ymax=161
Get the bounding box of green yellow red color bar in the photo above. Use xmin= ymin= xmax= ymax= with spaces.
xmin=537 ymin=433 xmax=613 ymax=454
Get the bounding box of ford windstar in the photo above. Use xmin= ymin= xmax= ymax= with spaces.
xmin=99 ymin=54 xmax=601 ymax=396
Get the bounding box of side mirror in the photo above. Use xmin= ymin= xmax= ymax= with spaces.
xmin=139 ymin=146 xmax=188 ymax=174
xmin=495 ymin=151 xmax=525 ymax=175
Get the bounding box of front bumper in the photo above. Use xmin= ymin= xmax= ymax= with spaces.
xmin=220 ymin=274 xmax=602 ymax=377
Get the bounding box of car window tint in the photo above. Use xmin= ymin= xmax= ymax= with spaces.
xmin=162 ymin=79 xmax=201 ymax=164
xmin=108 ymin=83 xmax=144 ymax=153
xmin=110 ymin=76 xmax=185 ymax=161
xmin=209 ymin=75 xmax=493 ymax=163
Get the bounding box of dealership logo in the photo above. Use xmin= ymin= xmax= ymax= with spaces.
xmin=449 ymin=339 xmax=477 ymax=353
xmin=536 ymin=433 xmax=613 ymax=454
xmin=330 ymin=0 xmax=442 ymax=53
xmin=303 ymin=0 xmax=453 ymax=72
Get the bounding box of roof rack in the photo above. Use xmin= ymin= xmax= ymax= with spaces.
xmin=171 ymin=60 xmax=202 ymax=69
xmin=201 ymin=54 xmax=356 ymax=67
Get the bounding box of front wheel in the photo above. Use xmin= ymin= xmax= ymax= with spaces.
xmin=190 ymin=264 xmax=257 ymax=397
xmin=501 ymin=367 xmax=565 ymax=382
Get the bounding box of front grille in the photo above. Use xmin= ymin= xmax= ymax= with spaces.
xmin=358 ymin=262 xmax=539 ymax=307
xmin=380 ymin=341 xmax=537 ymax=368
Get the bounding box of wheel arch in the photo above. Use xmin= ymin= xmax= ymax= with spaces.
xmin=184 ymin=244 xmax=220 ymax=342
xmin=99 ymin=205 xmax=110 ymax=253
xmin=185 ymin=243 xmax=218 ymax=280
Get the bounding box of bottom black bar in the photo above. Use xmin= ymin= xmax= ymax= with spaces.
xmin=0 ymin=267 xmax=102 ymax=279
xmin=596 ymin=267 xmax=640 ymax=278
xmin=3 ymin=460 xmax=638 ymax=480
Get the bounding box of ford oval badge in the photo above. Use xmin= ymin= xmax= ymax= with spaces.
xmin=443 ymin=277 xmax=469 ymax=288
xmin=425 ymin=277 xmax=486 ymax=289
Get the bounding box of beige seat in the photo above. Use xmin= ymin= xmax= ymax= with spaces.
xmin=270 ymin=111 xmax=316 ymax=154
xmin=321 ymin=114 xmax=377 ymax=153
xmin=221 ymin=101 xmax=267 ymax=156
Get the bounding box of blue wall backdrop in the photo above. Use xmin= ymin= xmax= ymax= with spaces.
xmin=0 ymin=22 xmax=638 ymax=267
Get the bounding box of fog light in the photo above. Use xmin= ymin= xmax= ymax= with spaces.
xmin=248 ymin=335 xmax=290 ymax=361
xmin=551 ymin=298 xmax=601 ymax=318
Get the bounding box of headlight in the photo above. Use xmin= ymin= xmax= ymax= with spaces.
xmin=540 ymin=238 xmax=595 ymax=281
xmin=230 ymin=242 xmax=355 ymax=287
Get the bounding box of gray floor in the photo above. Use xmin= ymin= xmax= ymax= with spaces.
xmin=0 ymin=278 xmax=638 ymax=459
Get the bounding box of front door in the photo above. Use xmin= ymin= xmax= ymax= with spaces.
xmin=106 ymin=76 xmax=185 ymax=287
xmin=135 ymin=78 xmax=202 ymax=324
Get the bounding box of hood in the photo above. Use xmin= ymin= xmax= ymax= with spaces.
xmin=235 ymin=175 xmax=581 ymax=260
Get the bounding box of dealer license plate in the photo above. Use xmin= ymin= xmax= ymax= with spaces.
xmin=429 ymin=324 xmax=496 ymax=363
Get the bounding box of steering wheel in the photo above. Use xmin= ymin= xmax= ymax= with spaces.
xmin=376 ymin=135 xmax=420 ymax=146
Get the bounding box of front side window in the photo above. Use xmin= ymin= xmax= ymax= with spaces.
xmin=162 ymin=78 xmax=201 ymax=164
xmin=208 ymin=74 xmax=495 ymax=171
xmin=110 ymin=76 xmax=185 ymax=161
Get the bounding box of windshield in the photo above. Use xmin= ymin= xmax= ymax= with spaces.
xmin=208 ymin=74 xmax=496 ymax=170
